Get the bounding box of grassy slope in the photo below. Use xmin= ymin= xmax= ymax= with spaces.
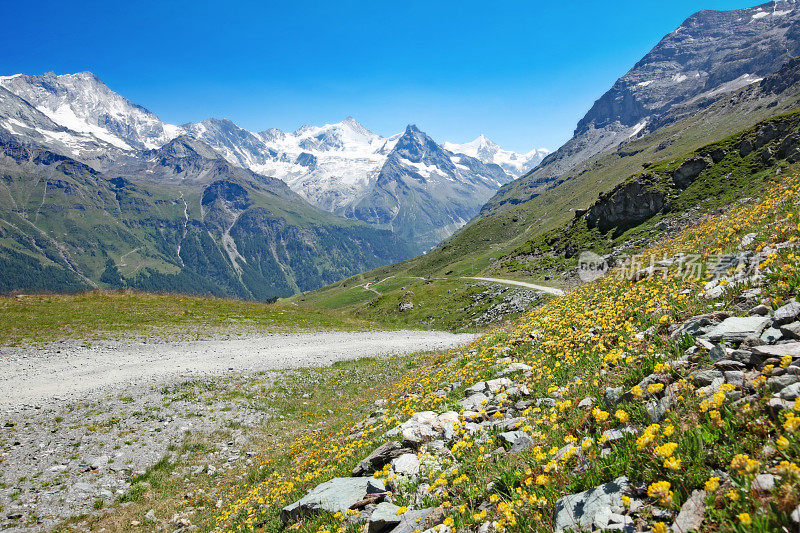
xmin=290 ymin=274 xmax=551 ymax=332
xmin=207 ymin=170 xmax=800 ymax=532
xmin=0 ymin=291 xmax=375 ymax=346
xmin=502 ymin=110 xmax=800 ymax=281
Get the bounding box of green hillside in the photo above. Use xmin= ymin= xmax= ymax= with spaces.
xmin=0 ymin=137 xmax=412 ymax=300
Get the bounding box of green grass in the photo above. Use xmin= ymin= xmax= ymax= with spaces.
xmin=290 ymin=275 xmax=549 ymax=332
xmin=0 ymin=290 xmax=377 ymax=346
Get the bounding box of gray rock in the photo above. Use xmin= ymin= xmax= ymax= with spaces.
xmin=368 ymin=502 xmax=401 ymax=533
xmin=388 ymin=507 xmax=437 ymax=533
xmin=281 ymin=477 xmax=386 ymax=523
xmin=461 ymin=392 xmax=489 ymax=412
xmin=499 ymin=362 xmax=533 ymax=376
xmin=536 ymin=397 xmax=557 ymax=407
xmin=762 ymin=327 xmax=784 ymax=344
xmin=726 ymin=349 xmax=763 ymax=367
xmin=714 ymin=359 xmax=746 ymax=371
xmin=646 ymin=396 xmax=673 ymax=423
xmin=578 ymin=397 xmax=595 ymax=409
xmin=672 ymin=315 xmax=719 ymax=339
xmin=398 ymin=411 xmax=458 ymax=447
xmin=709 ymin=344 xmax=727 ymax=362
xmin=738 ymin=287 xmax=762 ymax=303
xmin=724 ymin=371 xmax=746 ymax=387
xmin=499 ymin=431 xmax=533 ymax=453
xmin=671 ymin=489 xmax=706 ymax=533
xmin=748 ymin=304 xmax=770 ymax=316
xmin=775 ymin=301 xmax=800 ymax=326
xmin=352 ymin=441 xmax=409 ymax=476
xmin=768 ymin=397 xmax=796 ymax=414
xmin=781 ymin=322 xmax=800 ymax=340
xmin=391 ymin=453 xmax=420 ymax=477
xmin=781 ymin=381 xmax=800 ymax=400
xmin=601 ymin=427 xmax=636 ymax=446
xmin=604 ymin=387 xmax=628 ymax=407
xmin=754 ymin=342 xmax=800 ymax=359
xmin=689 ymin=369 xmax=724 ymax=387
xmin=553 ymin=477 xmax=629 ymax=532
xmin=753 ymin=473 xmax=775 ymax=493
xmin=703 ymin=316 xmax=771 ymax=343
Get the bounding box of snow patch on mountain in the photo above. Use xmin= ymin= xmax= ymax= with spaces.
xmin=444 ymin=134 xmax=550 ymax=177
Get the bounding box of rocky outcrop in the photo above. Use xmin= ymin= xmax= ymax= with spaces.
xmin=583 ymin=179 xmax=669 ymax=234
xmin=579 ymin=110 xmax=800 ymax=235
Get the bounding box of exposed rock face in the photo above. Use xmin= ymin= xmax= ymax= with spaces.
xmin=671 ymin=158 xmax=709 ymax=188
xmin=584 ymin=179 xmax=669 ymax=233
xmin=483 ymin=1 xmax=800 ymax=216
xmin=280 ymin=477 xmax=386 ymax=524
xmin=577 ymin=110 xmax=800 ymax=234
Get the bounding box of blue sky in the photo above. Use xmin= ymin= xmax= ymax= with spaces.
xmin=1 ymin=0 xmax=758 ymax=152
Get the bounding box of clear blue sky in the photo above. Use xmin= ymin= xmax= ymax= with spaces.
xmin=0 ymin=0 xmax=759 ymax=152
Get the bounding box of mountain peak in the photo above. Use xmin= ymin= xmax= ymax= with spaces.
xmin=155 ymin=134 xmax=222 ymax=160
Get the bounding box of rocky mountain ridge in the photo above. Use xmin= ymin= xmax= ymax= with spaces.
xmin=483 ymin=0 xmax=800 ymax=216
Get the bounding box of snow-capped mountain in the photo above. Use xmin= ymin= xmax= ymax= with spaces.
xmin=0 ymin=72 xmax=181 ymax=151
xmin=183 ymin=116 xmax=400 ymax=213
xmin=0 ymin=71 xmax=547 ymax=251
xmin=444 ymin=135 xmax=550 ymax=177
xmin=183 ymin=118 xmax=514 ymax=250
xmin=343 ymin=125 xmax=512 ymax=249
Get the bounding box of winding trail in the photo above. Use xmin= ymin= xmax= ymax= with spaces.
xmin=462 ymin=276 xmax=565 ymax=296
xmin=0 ymin=330 xmax=477 ymax=408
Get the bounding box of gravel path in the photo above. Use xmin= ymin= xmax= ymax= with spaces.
xmin=0 ymin=329 xmax=476 ymax=531
xmin=0 ymin=330 xmax=477 ymax=408
xmin=461 ymin=276 xmax=565 ymax=295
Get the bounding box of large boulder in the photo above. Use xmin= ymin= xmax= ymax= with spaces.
xmin=281 ymin=477 xmax=386 ymax=524
xmin=702 ymin=316 xmax=771 ymax=343
xmin=553 ymin=476 xmax=630 ymax=533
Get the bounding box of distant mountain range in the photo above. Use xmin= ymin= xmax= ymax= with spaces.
xmin=0 ymin=70 xmax=548 ymax=297
xmin=0 ymin=72 xmax=544 ymax=252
